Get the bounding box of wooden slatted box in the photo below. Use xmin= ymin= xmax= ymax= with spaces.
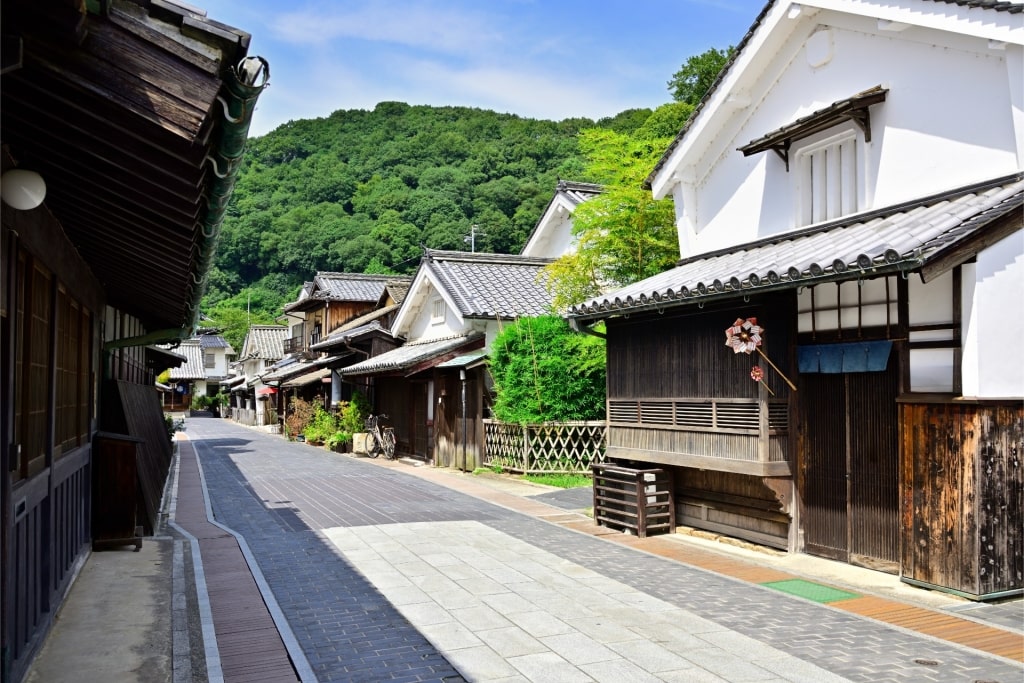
xmin=592 ymin=462 xmax=676 ymax=538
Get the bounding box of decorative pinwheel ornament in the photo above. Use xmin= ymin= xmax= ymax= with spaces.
xmin=749 ymin=365 xmax=774 ymax=396
xmin=725 ymin=317 xmax=763 ymax=354
xmin=724 ymin=317 xmax=797 ymax=392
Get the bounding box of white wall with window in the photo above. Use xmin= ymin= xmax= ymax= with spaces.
xmin=654 ymin=7 xmax=1020 ymax=260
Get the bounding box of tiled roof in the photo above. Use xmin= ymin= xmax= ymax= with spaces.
xmin=384 ymin=280 xmax=411 ymax=305
xmin=926 ymin=0 xmax=1022 ymax=12
xmin=423 ymin=250 xmax=556 ymax=319
xmin=282 ymin=367 xmax=332 ymax=388
xmin=315 ymin=272 xmax=396 ymax=302
xmin=167 ymin=340 xmax=205 ymax=380
xmin=260 ymin=358 xmax=315 ymax=384
xmin=340 ymin=333 xmax=484 ymax=377
xmin=198 ymin=334 xmax=232 ymax=350
xmin=283 ymin=273 xmax=414 ymax=312
xmin=571 ymin=174 xmax=1023 ymax=320
xmin=310 ymin=319 xmax=392 ymax=352
xmin=241 ymin=325 xmax=288 ymax=360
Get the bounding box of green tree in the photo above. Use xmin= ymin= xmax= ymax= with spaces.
xmin=543 ymin=126 xmax=679 ymax=311
xmin=489 ymin=316 xmax=606 ymax=423
xmin=667 ymin=46 xmax=734 ymax=106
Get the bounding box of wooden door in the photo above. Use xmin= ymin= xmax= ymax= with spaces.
xmin=801 ymin=364 xmax=899 ymax=571
xmin=412 ymin=382 xmax=429 ymax=459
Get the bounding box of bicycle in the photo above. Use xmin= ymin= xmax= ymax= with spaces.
xmin=365 ymin=414 xmax=397 ymax=459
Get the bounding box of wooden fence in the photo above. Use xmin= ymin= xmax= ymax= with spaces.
xmin=482 ymin=420 xmax=606 ymax=474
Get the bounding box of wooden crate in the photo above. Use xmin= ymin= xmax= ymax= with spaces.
xmin=592 ymin=462 xmax=675 ymax=538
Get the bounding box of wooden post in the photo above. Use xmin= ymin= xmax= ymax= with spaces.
xmin=636 ymin=474 xmax=647 ymax=538
xmin=522 ymin=424 xmax=531 ymax=474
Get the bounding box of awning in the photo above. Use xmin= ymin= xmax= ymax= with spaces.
xmin=256 ymin=387 xmax=277 ymax=396
xmin=259 ymin=358 xmax=310 ymax=384
xmin=340 ymin=333 xmax=484 ymax=377
xmin=221 ymin=375 xmax=246 ymax=388
xmin=570 ymin=174 xmax=1023 ymax=322
xmin=435 ymin=350 xmax=488 ymax=370
xmin=281 ymin=368 xmax=332 ymax=388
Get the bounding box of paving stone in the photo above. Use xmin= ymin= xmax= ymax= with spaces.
xmin=181 ymin=420 xmax=1024 ymax=683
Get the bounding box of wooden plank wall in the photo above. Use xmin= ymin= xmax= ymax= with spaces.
xmin=104 ymin=380 xmax=173 ymax=534
xmin=676 ymin=469 xmax=789 ymax=549
xmin=901 ymin=401 xmax=1024 ymax=598
xmin=606 ymin=297 xmax=794 ymax=401
xmin=433 ymin=371 xmax=483 ymax=470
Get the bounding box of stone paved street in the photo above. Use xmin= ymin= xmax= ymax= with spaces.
xmin=182 ymin=418 xmax=1023 ymax=683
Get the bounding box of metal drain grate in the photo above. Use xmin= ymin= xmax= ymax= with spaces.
xmin=761 ymin=579 xmax=860 ymax=603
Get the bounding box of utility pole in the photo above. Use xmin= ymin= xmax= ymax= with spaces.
xmin=463 ymin=224 xmax=483 ymax=252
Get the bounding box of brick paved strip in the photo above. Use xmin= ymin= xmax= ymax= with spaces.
xmin=835 ymin=596 xmax=1024 ymax=662
xmin=175 ymin=438 xmax=300 ymax=682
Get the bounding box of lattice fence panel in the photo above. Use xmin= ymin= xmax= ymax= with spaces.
xmin=483 ymin=420 xmax=606 ymax=474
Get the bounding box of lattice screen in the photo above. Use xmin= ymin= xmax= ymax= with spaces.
xmin=483 ymin=420 xmax=606 ymax=474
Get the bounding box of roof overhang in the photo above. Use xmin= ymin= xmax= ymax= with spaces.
xmin=340 ymin=333 xmax=485 ymax=378
xmin=1 ymin=0 xmax=268 ymax=333
xmin=281 ymin=367 xmax=332 ymax=388
xmin=570 ymin=174 xmax=1023 ymax=322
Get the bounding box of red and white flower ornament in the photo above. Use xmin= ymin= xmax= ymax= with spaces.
xmin=725 ymin=317 xmax=763 ymax=354
xmin=724 ymin=317 xmax=797 ymax=393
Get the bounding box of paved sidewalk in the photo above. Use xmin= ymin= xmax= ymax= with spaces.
xmin=181 ymin=418 xmax=1021 ymax=683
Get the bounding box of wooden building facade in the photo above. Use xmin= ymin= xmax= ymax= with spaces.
xmin=569 ymin=0 xmax=1022 ymax=601
xmin=0 ymin=1 xmax=267 ymax=679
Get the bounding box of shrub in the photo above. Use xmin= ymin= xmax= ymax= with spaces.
xmin=338 ymin=391 xmax=370 ymax=434
xmin=304 ymin=404 xmax=338 ymax=444
xmin=489 ymin=316 xmax=606 ymax=423
xmin=190 ymin=393 xmax=211 ymax=410
xmin=285 ymin=397 xmax=317 ymax=440
xmin=164 ymin=414 xmax=185 ymax=445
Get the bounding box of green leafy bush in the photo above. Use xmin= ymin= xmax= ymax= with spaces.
xmin=338 ymin=391 xmax=370 ymax=435
xmin=303 ymin=405 xmax=338 ymax=444
xmin=489 ymin=316 xmax=606 ymax=423
xmin=164 ymin=414 xmax=185 ymax=445
xmin=190 ymin=393 xmax=211 ymax=410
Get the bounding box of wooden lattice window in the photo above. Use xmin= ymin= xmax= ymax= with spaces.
xmin=56 ymin=285 xmax=91 ymax=456
xmin=22 ymin=259 xmax=52 ymax=479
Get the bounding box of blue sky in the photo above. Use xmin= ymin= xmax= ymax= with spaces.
xmin=196 ymin=0 xmax=767 ymax=137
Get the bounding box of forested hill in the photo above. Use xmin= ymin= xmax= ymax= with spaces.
xmin=205 ymin=102 xmax=653 ymax=314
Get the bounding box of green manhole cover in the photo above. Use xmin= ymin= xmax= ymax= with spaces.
xmin=761 ymin=579 xmax=860 ymax=604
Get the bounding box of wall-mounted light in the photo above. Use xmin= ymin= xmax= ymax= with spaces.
xmin=1 ymin=169 xmax=46 ymax=210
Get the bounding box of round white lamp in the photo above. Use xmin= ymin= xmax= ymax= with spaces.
xmin=1 ymin=169 xmax=47 ymax=210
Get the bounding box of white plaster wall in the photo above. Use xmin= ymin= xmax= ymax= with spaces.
xmin=522 ymin=211 xmax=576 ymax=258
xmin=677 ymin=17 xmax=1020 ymax=257
xmin=405 ymin=280 xmax=469 ymax=342
xmin=961 ymin=232 xmax=1024 ymax=398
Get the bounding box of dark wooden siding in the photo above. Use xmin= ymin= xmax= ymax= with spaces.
xmin=676 ymin=469 xmax=789 ymax=548
xmin=901 ymin=401 xmax=1023 ymax=599
xmin=607 ymin=298 xmax=793 ymax=400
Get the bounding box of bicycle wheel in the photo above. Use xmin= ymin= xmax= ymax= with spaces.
xmin=366 ymin=432 xmax=381 ymax=458
xmin=382 ymin=430 xmax=396 ymax=459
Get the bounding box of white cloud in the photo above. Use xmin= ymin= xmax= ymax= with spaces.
xmin=272 ymin=1 xmax=505 ymax=54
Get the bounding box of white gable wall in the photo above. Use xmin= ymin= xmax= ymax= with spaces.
xmin=400 ymin=276 xmax=469 ymax=342
xmin=661 ymin=2 xmax=1022 ymax=258
xmin=961 ymin=233 xmax=1024 ymax=398
xmin=521 ymin=197 xmax=578 ymax=258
